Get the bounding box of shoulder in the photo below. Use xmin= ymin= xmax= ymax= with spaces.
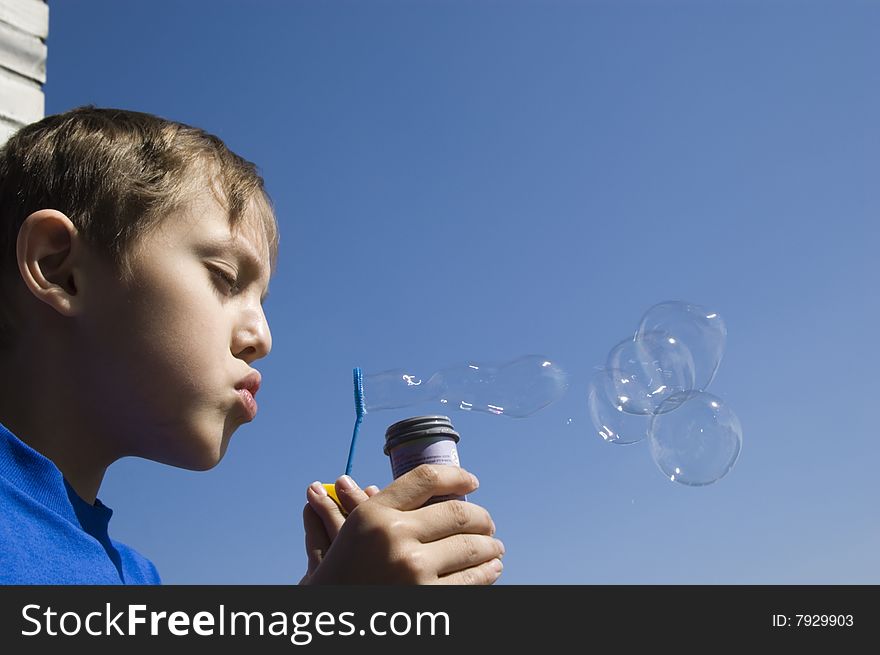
xmin=0 ymin=478 xmax=121 ymax=584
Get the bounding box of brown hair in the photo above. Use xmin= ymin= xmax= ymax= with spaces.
xmin=0 ymin=105 xmax=279 ymax=346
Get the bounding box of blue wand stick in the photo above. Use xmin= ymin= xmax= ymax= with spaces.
xmin=345 ymin=367 xmax=365 ymax=476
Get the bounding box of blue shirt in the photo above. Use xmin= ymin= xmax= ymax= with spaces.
xmin=0 ymin=420 xmax=161 ymax=584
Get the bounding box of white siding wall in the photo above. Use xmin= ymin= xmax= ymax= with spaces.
xmin=0 ymin=0 xmax=47 ymax=146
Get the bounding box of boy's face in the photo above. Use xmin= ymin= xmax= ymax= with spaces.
xmin=78 ymin=186 xmax=273 ymax=470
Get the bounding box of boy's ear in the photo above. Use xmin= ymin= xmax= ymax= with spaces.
xmin=16 ymin=209 xmax=85 ymax=317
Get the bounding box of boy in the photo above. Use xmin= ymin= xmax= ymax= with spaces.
xmin=0 ymin=106 xmax=504 ymax=585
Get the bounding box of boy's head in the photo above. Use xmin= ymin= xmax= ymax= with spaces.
xmin=0 ymin=106 xmax=278 ymax=471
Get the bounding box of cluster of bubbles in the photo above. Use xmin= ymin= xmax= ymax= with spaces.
xmin=362 ymin=354 xmax=570 ymax=419
xmin=587 ymin=301 xmax=743 ymax=486
xmin=358 ymin=300 xmax=741 ymax=486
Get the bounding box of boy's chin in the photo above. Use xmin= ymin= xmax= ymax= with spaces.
xmin=179 ymin=451 xmax=225 ymax=472
xmin=147 ymin=429 xmax=232 ymax=471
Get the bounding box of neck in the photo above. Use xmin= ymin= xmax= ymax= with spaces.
xmin=0 ymin=348 xmax=115 ymax=504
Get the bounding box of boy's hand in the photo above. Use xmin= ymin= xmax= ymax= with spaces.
xmin=302 ymin=464 xmax=504 ymax=585
xmin=300 ymin=475 xmax=379 ymax=584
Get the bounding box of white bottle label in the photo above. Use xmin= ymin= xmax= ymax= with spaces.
xmin=389 ymin=437 xmax=465 ymax=504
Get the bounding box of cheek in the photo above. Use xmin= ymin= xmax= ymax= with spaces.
xmin=138 ymin=295 xmax=225 ymax=384
xmin=90 ymin=273 xmax=226 ymax=403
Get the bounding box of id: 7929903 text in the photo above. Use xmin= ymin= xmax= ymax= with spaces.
xmin=771 ymin=614 xmax=854 ymax=628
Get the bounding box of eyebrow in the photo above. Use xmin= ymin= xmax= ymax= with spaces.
xmin=199 ymin=237 xmax=271 ymax=303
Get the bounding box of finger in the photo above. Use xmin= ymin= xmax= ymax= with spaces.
xmin=426 ymin=534 xmax=505 ymax=577
xmin=411 ymin=499 xmax=496 ymax=542
xmin=306 ymin=481 xmax=346 ymax=539
xmin=435 ymin=558 xmax=504 ymax=586
xmin=302 ymin=504 xmax=330 ymax=573
xmin=364 ymin=485 xmax=380 ymax=497
xmin=370 ymin=465 xmax=479 ymax=511
xmin=334 ymin=475 xmax=372 ymax=515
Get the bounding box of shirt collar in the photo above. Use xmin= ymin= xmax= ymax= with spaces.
xmin=0 ymin=419 xmax=112 ymax=532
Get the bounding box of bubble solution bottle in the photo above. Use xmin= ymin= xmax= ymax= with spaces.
xmin=383 ymin=415 xmax=466 ymax=505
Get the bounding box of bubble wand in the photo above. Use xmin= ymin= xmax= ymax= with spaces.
xmin=346 ymin=367 xmax=366 ymax=476
xmin=322 ymin=367 xmax=365 ymax=511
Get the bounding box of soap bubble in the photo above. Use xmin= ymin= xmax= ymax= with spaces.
xmin=606 ymin=331 xmax=696 ymax=415
xmin=587 ymin=368 xmax=651 ymax=444
xmin=363 ymin=355 xmax=569 ymax=418
xmin=587 ymin=300 xmax=742 ymax=486
xmin=648 ymin=391 xmax=742 ymax=486
xmin=636 ymin=301 xmax=727 ymax=392
xmin=434 ymin=355 xmax=569 ymax=418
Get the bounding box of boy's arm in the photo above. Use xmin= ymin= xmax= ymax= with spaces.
xmin=301 ymin=465 xmax=504 ymax=585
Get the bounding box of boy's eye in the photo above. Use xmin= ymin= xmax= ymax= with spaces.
xmin=208 ymin=265 xmax=240 ymax=294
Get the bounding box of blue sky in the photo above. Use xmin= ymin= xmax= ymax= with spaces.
xmin=45 ymin=0 xmax=879 ymax=583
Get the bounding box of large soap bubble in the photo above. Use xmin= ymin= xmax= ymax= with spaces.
xmin=605 ymin=331 xmax=696 ymax=415
xmin=635 ymin=301 xmax=727 ymax=393
xmin=647 ymin=391 xmax=742 ymax=486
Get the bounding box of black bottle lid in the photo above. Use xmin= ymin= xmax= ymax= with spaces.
xmin=384 ymin=415 xmax=460 ymax=455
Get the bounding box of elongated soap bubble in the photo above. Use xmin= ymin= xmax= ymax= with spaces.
xmin=636 ymin=301 xmax=727 ymax=392
xmin=363 ymin=355 xmax=569 ymax=418
xmin=648 ymin=391 xmax=742 ymax=486
xmin=434 ymin=355 xmax=569 ymax=417
xmin=587 ymin=368 xmax=651 ymax=444
xmin=606 ymin=332 xmax=696 ymax=415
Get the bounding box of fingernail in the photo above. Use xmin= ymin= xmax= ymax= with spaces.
xmin=490 ymin=519 xmax=496 ymax=536
xmin=496 ymin=539 xmax=505 ymax=556
xmin=470 ymin=474 xmax=480 ymax=488
xmin=309 ymin=481 xmax=327 ymax=497
xmin=491 ymin=558 xmax=503 ymax=573
xmin=337 ymin=475 xmax=357 ymax=492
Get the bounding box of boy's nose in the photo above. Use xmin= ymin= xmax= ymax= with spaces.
xmin=233 ymin=307 xmax=272 ymax=363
